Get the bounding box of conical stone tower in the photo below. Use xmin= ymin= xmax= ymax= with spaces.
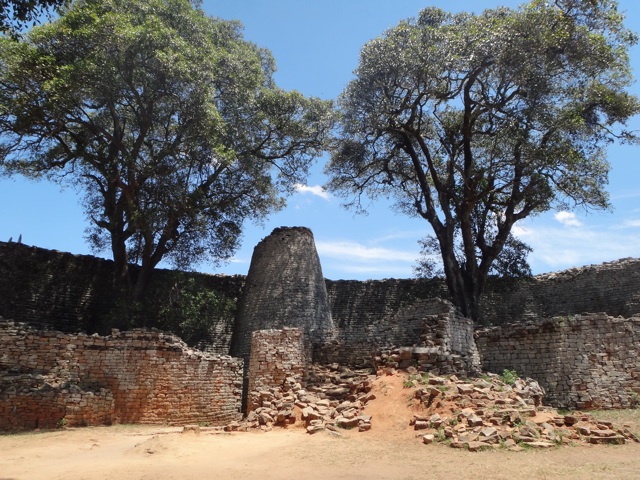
xmin=230 ymin=227 xmax=335 ymax=361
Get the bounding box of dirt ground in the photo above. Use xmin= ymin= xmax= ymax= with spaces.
xmin=2 ymin=374 xmax=640 ymax=480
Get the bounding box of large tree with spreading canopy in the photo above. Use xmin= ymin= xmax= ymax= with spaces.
xmin=326 ymin=0 xmax=639 ymax=320
xmin=0 ymin=0 xmax=334 ymax=301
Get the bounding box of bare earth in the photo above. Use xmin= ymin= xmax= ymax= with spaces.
xmin=2 ymin=374 xmax=640 ymax=480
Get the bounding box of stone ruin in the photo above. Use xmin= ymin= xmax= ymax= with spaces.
xmin=0 ymin=226 xmax=639 ymax=439
xmin=230 ymin=226 xmax=335 ymax=361
xmin=0 ymin=319 xmax=242 ymax=430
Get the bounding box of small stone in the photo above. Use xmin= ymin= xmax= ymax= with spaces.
xmin=467 ymin=441 xmax=492 ymax=452
xmin=422 ymin=434 xmax=435 ymax=444
xmin=480 ymin=427 xmax=497 ymax=438
xmin=358 ymin=422 xmax=372 ymax=432
xmin=528 ymin=441 xmax=555 ymax=448
xmin=457 ymin=384 xmax=474 ymax=394
xmin=577 ymin=426 xmax=591 ymax=436
xmin=224 ymin=421 xmax=240 ymax=432
xmin=429 ymin=413 xmax=443 ymax=428
xmin=336 ymin=416 xmax=359 ymax=429
xmin=414 ymin=420 xmax=429 ymax=430
xmin=306 ymin=425 xmax=324 ymax=434
xmin=563 ymin=415 xmax=579 ymax=426
xmin=503 ymin=438 xmax=517 ymax=448
xmin=589 ymin=435 xmax=626 ymax=445
xmin=467 ymin=414 xmax=484 ymax=427
xmin=590 ymin=429 xmax=616 ymax=438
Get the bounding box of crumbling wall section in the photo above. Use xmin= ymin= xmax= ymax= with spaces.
xmin=318 ymin=296 xmax=480 ymax=374
xmin=246 ymin=328 xmax=305 ymax=413
xmin=0 ymin=318 xmax=243 ymax=431
xmin=475 ymin=314 xmax=640 ymax=409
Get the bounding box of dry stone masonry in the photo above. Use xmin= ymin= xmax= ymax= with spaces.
xmin=318 ymin=297 xmax=481 ymax=374
xmin=0 ymin=241 xmax=243 ymax=353
xmin=0 ymin=318 xmax=243 ymax=430
xmin=476 ymin=314 xmax=640 ymax=409
xmin=1 ymin=231 xmax=640 ymax=430
xmin=404 ymin=372 xmax=639 ymax=450
xmin=231 ymin=227 xmax=335 ymax=362
xmin=480 ymin=258 xmax=640 ymax=324
xmin=247 ymin=328 xmax=306 ymax=413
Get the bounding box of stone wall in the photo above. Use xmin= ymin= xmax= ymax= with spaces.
xmin=0 ymin=318 xmax=243 ymax=430
xmin=480 ymin=258 xmax=640 ymax=325
xmin=324 ymin=258 xmax=640 ymax=327
xmin=231 ymin=227 xmax=334 ymax=361
xmin=246 ymin=328 xmax=305 ymax=413
xmin=0 ymin=241 xmax=243 ymax=354
xmin=318 ymin=296 xmax=480 ymax=374
xmin=475 ymin=314 xmax=640 ymax=409
xmin=1 ymin=241 xmax=639 ymax=354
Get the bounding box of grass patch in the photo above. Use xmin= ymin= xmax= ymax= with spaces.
xmin=499 ymin=369 xmax=518 ymax=386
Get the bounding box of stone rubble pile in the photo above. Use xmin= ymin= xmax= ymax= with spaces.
xmin=407 ymin=371 xmax=639 ymax=451
xmin=375 ymin=346 xmax=474 ymax=377
xmin=226 ymin=364 xmax=376 ymax=434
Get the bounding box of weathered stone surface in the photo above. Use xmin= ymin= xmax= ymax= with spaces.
xmin=0 ymin=320 xmax=244 ymax=430
xmin=527 ymin=441 xmax=555 ymax=448
xmin=467 ymin=441 xmax=492 ymax=452
xmin=405 ymin=371 xmax=638 ymax=450
xmin=589 ymin=435 xmax=626 ymax=445
xmin=476 ymin=313 xmax=640 ymax=410
xmin=231 ymin=227 xmax=334 ymax=362
xmin=422 ymin=434 xmax=435 ymax=444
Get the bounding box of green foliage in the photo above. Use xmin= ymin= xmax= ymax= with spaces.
xmin=326 ymin=0 xmax=639 ymax=320
xmin=404 ymin=373 xmax=430 ymax=388
xmin=0 ymin=0 xmax=334 ymax=301
xmin=157 ymin=276 xmax=236 ymax=346
xmin=500 ymin=369 xmax=518 ymax=386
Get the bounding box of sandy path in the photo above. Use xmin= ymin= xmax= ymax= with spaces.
xmin=2 ymin=425 xmax=640 ymax=480
xmin=2 ymin=374 xmax=640 ymax=480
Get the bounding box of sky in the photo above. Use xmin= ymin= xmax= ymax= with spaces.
xmin=0 ymin=0 xmax=639 ymax=281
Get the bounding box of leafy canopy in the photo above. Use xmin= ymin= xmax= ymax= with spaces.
xmin=0 ymin=0 xmax=334 ymax=300
xmin=326 ymin=0 xmax=639 ymax=319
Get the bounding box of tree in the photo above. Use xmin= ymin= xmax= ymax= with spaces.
xmin=0 ymin=0 xmax=334 ymax=302
xmin=0 ymin=0 xmax=68 ymax=36
xmin=326 ymin=0 xmax=639 ymax=320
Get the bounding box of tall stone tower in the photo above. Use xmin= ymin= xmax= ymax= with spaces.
xmin=230 ymin=227 xmax=334 ymax=361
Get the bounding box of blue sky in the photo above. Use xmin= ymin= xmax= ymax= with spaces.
xmin=1 ymin=0 xmax=639 ymax=280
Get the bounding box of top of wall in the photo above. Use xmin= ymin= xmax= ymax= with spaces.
xmin=1 ymin=240 xmax=638 ymax=331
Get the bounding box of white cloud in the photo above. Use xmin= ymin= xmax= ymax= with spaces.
xmin=622 ymin=219 xmax=640 ymax=228
xmin=554 ymin=211 xmax=583 ymax=227
xmin=512 ymin=220 xmax=640 ymax=273
xmin=294 ymin=183 xmax=330 ymax=200
xmin=316 ymin=240 xmax=417 ymax=263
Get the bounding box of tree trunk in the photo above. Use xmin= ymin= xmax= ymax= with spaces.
xmin=111 ymin=234 xmax=132 ymax=294
xmin=131 ymin=261 xmax=156 ymax=305
xmin=437 ymin=236 xmax=484 ymax=322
